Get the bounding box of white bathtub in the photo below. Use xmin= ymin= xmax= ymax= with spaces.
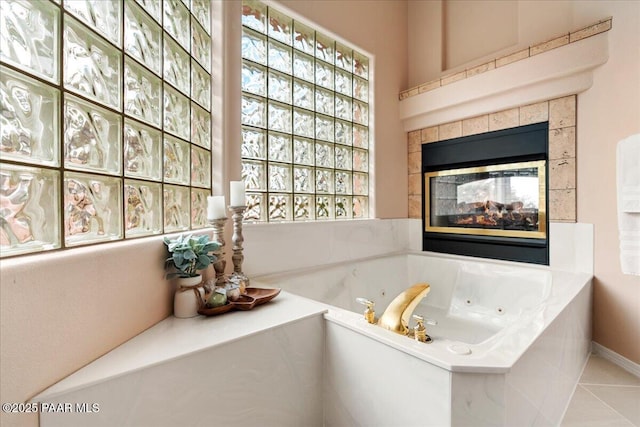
xmin=253 ymin=251 xmax=593 ymax=426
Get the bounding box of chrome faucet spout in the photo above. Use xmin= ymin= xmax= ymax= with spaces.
xmin=377 ymin=283 xmax=431 ymax=335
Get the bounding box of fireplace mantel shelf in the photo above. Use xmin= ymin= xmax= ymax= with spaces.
xmin=399 ymin=32 xmax=609 ymax=132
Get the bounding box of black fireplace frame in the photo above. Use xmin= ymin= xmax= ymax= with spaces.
xmin=422 ymin=122 xmax=549 ymax=265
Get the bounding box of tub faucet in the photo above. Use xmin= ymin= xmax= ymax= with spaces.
xmin=377 ymin=283 xmax=431 ymax=335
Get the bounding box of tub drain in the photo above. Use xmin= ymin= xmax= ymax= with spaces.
xmin=447 ymin=344 xmax=472 ymax=355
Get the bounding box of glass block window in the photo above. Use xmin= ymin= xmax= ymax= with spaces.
xmin=0 ymin=0 xmax=213 ymax=258
xmin=241 ymin=0 xmax=370 ymax=222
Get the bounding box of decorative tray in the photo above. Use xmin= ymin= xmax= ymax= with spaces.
xmin=198 ymin=287 xmax=281 ymax=316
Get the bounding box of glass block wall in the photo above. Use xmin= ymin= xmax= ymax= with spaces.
xmin=0 ymin=0 xmax=212 ymax=258
xmin=241 ymin=0 xmax=370 ymax=221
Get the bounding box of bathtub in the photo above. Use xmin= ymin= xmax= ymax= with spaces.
xmin=253 ymin=251 xmax=593 ymax=427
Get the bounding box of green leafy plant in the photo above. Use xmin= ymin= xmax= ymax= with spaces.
xmin=164 ymin=234 xmax=220 ymax=278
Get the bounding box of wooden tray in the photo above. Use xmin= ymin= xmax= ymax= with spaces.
xmin=198 ymin=287 xmax=281 ymax=316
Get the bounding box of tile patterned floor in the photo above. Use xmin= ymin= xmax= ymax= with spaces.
xmin=561 ymin=354 xmax=640 ymax=426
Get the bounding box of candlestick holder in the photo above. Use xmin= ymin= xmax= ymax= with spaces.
xmin=229 ymin=205 xmax=249 ymax=286
xmin=209 ymin=217 xmax=228 ymax=285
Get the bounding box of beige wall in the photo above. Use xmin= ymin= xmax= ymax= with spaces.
xmin=407 ymin=0 xmax=640 ymax=363
xmin=0 ymin=2 xmax=408 ymax=427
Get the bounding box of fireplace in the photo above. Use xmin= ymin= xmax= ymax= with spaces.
xmin=422 ymin=122 xmax=549 ymax=264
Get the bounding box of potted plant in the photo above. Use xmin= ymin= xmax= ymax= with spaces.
xmin=164 ymin=234 xmax=220 ymax=318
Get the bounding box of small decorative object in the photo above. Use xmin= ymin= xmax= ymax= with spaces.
xmin=229 ymin=204 xmax=249 ymax=286
xmin=164 ymin=234 xmax=220 ymax=318
xmin=198 ymin=287 xmax=281 ymax=316
xmin=205 ymin=287 xmax=227 ymax=308
xmin=208 ymin=215 xmax=228 ymax=285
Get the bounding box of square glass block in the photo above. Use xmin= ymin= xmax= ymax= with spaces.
xmin=268 ymin=40 xmax=292 ymax=75
xmin=335 ymin=196 xmax=353 ymax=219
xmin=293 ymin=21 xmax=314 ymax=55
xmin=191 ymin=17 xmax=211 ymax=72
xmin=353 ymin=172 xmax=368 ymax=195
xmin=335 ymin=43 xmax=352 ymax=72
xmin=293 ymin=166 xmax=313 ymax=193
xmin=353 ymin=148 xmax=368 ymax=172
xmin=293 ymin=194 xmax=314 ymax=220
xmin=164 ymin=85 xmax=190 ymax=140
xmin=268 ymin=7 xmax=292 ymax=45
xmin=164 ymin=36 xmax=190 ymax=95
xmin=191 ymin=102 xmax=211 ymax=149
xmin=163 ymin=135 xmax=190 ymax=184
xmin=354 ymin=77 xmax=369 ymax=102
xmin=353 ymin=101 xmax=369 ymax=126
xmin=163 ymin=184 xmax=190 ymax=232
xmin=64 ymin=94 xmax=122 ymax=175
xmin=353 ymin=124 xmax=369 ymax=149
xmin=0 ymin=66 xmax=60 ymax=167
xmin=268 ymin=163 xmax=292 ymax=192
xmin=241 ymin=127 xmax=266 ymax=159
xmin=315 ymin=195 xmax=333 ymax=220
xmin=0 ymin=163 xmax=60 ymax=257
xmin=293 ymin=137 xmax=313 ymax=165
xmin=268 ymin=70 xmax=292 ymax=104
xmin=353 ymin=195 xmax=368 ymax=218
xmin=241 ymin=160 xmax=266 ymax=191
xmin=135 ymin=0 xmax=161 ymax=23
xmin=0 ymin=0 xmax=59 ymax=83
xmin=244 ymin=192 xmax=266 ymax=222
xmin=293 ymin=79 xmax=313 ymax=110
xmin=64 ymin=171 xmax=123 ymax=246
xmin=242 ymin=60 xmax=266 ymax=97
xmin=65 ymin=0 xmax=122 ymax=47
xmin=125 ymin=0 xmax=162 ymax=75
xmin=335 ymin=70 xmax=352 ymax=97
xmin=64 ymin=16 xmax=122 ymax=111
xmin=191 ymin=188 xmax=210 ymax=229
xmin=293 ymin=108 xmax=313 ymax=138
xmin=268 ymin=193 xmax=291 ymax=221
xmin=335 ymin=120 xmax=352 ymax=146
xmin=124 ymin=59 xmax=161 ymax=126
xmin=124 ymin=179 xmax=162 ymax=237
xmin=293 ymin=51 xmax=314 ymax=82
xmin=268 ymin=101 xmax=292 ymax=133
xmin=191 ymin=145 xmax=211 ymax=188
xmin=268 ymin=132 xmax=291 ymax=163
xmin=335 ymin=95 xmax=352 ymax=121
xmin=315 ymin=142 xmax=333 ymax=168
xmin=315 ymin=33 xmax=334 ymax=64
xmin=315 ymin=61 xmax=334 ymax=90
xmin=163 ymin=0 xmax=190 ymax=51
xmin=335 ymin=171 xmax=352 ymax=194
xmin=191 ymin=0 xmax=211 ymax=35
xmin=315 ymin=115 xmax=334 ymax=142
xmin=241 ymin=94 xmax=266 ymax=128
xmin=124 ymin=119 xmax=162 ymax=180
xmin=354 ymin=51 xmax=369 ymax=80
xmin=335 ymin=146 xmax=352 ymax=170
xmin=191 ymin=60 xmax=211 ymax=110
xmin=242 ymin=0 xmax=266 ymax=33
xmin=315 ymin=169 xmax=333 ymax=193
xmin=242 ymin=28 xmax=267 ymax=65
xmin=315 ymin=88 xmax=334 ymax=116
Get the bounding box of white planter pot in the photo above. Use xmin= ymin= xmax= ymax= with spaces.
xmin=174 ymin=275 xmax=204 ymax=318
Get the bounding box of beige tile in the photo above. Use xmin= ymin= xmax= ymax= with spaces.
xmin=466 ymin=61 xmax=495 ymax=78
xmin=561 ymin=385 xmax=634 ymax=427
xmin=549 ymin=189 xmax=576 ymax=222
xmin=408 ymin=173 xmax=422 ymax=195
xmin=581 ymin=355 xmax=640 ymax=386
xmin=489 ymin=108 xmax=519 ymax=131
xmin=407 ymin=88 xmax=419 ymax=97
xmin=408 ymin=152 xmax=421 ymax=174
xmin=440 ymin=70 xmax=467 ymax=86
xmin=570 ymin=18 xmax=612 ymax=43
xmin=549 ymin=158 xmax=576 ymax=189
xmin=408 ymin=130 xmax=421 ymax=153
xmin=439 ymin=121 xmax=462 ymax=140
xmin=408 ymin=195 xmax=422 ymax=219
xmin=496 ymin=48 xmax=529 ymax=68
xmin=520 ymin=101 xmax=549 ymax=125
xmin=421 ymin=126 xmax=439 ymax=144
xmin=549 ymin=127 xmax=576 ymax=159
xmin=530 ymin=34 xmax=570 ymax=56
xmin=549 ymin=95 xmax=577 ymax=129
xmin=462 ymin=115 xmax=489 ymax=136
xmin=399 ymin=91 xmax=410 ymax=100
xmin=584 ymin=385 xmax=640 ymax=426
xmin=419 ymin=79 xmax=441 ymax=93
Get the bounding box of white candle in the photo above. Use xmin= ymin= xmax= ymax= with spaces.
xmin=230 ymin=181 xmax=246 ymax=207
xmin=207 ymin=195 xmax=226 ymax=220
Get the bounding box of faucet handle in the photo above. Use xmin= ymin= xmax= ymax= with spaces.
xmin=412 ymin=314 xmax=433 ymax=343
xmin=356 ymin=298 xmax=376 ymax=324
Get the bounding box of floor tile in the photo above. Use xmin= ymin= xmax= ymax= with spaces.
xmin=580 ymin=355 xmax=640 ymax=386
xmin=583 ymin=385 xmax=640 ymax=426
xmin=560 ymin=385 xmax=634 ymax=427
